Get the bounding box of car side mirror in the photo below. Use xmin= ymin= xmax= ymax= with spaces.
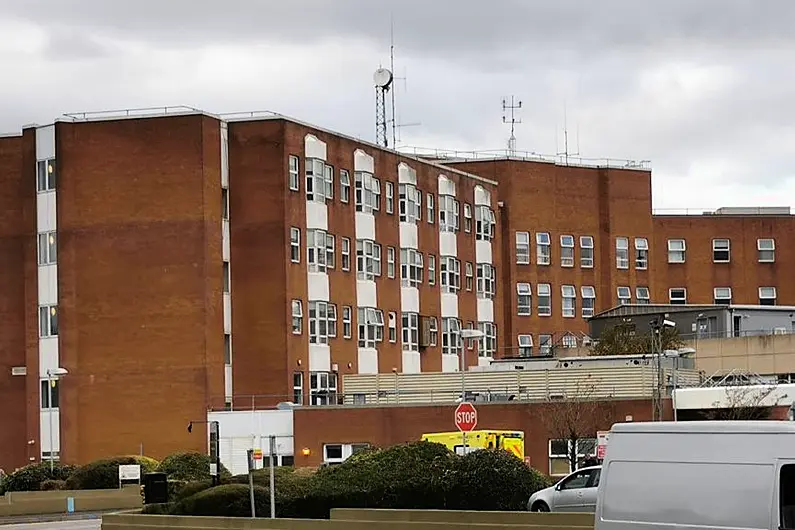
xmin=555 ymin=483 xmax=563 ymax=491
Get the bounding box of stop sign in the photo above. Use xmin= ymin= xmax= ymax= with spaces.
xmin=454 ymin=402 xmax=478 ymax=432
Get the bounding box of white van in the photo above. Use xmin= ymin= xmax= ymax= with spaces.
xmin=596 ymin=421 xmax=795 ymax=530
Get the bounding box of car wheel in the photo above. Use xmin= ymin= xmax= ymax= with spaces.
xmin=532 ymin=502 xmax=550 ymax=512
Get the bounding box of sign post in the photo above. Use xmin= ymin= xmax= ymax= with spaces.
xmin=246 ymin=449 xmax=256 ymax=518
xmin=454 ymin=402 xmax=478 ymax=454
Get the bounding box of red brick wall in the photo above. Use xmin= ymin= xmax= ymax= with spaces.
xmin=293 ymin=399 xmax=668 ymax=473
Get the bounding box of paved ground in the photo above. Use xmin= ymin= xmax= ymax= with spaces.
xmin=0 ymin=516 xmax=103 ymax=529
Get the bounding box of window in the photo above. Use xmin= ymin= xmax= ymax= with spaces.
xmin=439 ymin=195 xmax=460 ymax=232
xmin=40 ymin=380 xmax=60 ymax=409
xmin=309 ymin=301 xmax=336 ymax=344
xmin=355 ymin=171 xmax=376 ymax=213
xmin=38 ymin=232 xmax=57 ymax=265
xmin=402 ymin=312 xmax=419 ymax=351
xmin=465 ymin=262 xmax=474 ymax=291
xmin=428 ymin=255 xmax=436 ymax=286
xmin=617 ymin=286 xmax=631 ymax=305
xmin=387 ymin=246 xmax=396 ymax=278
xmin=758 ymin=238 xmax=775 ymax=262
xmin=307 ymin=229 xmax=329 ymax=272
xmin=477 ymin=322 xmax=497 ymax=357
xmin=292 ymin=372 xmax=303 ymax=405
xmin=440 ymin=256 xmax=461 ymax=293
xmin=713 ymin=238 xmax=731 ymax=262
xmin=427 ymin=193 xmax=435 ymax=224
xmin=309 ymin=371 xmax=337 ymax=406
xmin=400 ymin=248 xmax=424 ymax=287
xmin=616 ymin=237 xmax=629 ymax=269
xmin=37 ymin=159 xmax=57 ymax=192
xmin=288 ymin=155 xmax=299 ymax=191
xmin=385 ymin=181 xmax=394 ymax=214
xmin=562 ymin=334 xmax=578 ymax=348
xmin=636 ymin=286 xmax=650 ymax=304
xmin=340 ymin=170 xmax=351 ymax=203
xmin=669 ymin=288 xmax=687 ymax=305
xmin=580 ymin=236 xmax=594 ymax=268
xmin=581 ymin=286 xmax=596 ymax=318
xmin=371 ymin=178 xmax=381 ymax=211
xmin=561 ymin=285 xmax=576 ymax=318
xmin=322 ymin=443 xmax=370 ymax=465
xmin=441 ymin=318 xmax=460 ymax=357
xmin=515 ymin=232 xmax=530 ymax=264
xmin=537 ymin=284 xmax=551 ymax=316
xmin=324 ymin=164 xmax=334 ymax=199
xmin=222 ymin=261 xmax=230 ymax=293
xmin=714 ymin=287 xmax=732 ymax=305
xmin=221 ymin=188 xmax=229 ymax=220
xmin=464 ymin=203 xmax=472 ymax=233
xmin=558 ymin=235 xmax=575 ymax=267
xmin=325 ymin=234 xmax=335 ymax=269
xmin=536 ymin=232 xmax=551 ymax=265
xmin=388 ymin=312 xmax=397 ymax=342
xmin=668 ymin=239 xmax=686 ymax=263
xmin=224 ymin=333 xmax=232 ymax=364
xmin=475 ymin=206 xmax=496 ymax=241
xmin=290 ymin=227 xmax=300 ymax=263
xmin=428 ymin=317 xmax=438 ymax=346
xmin=356 ymin=240 xmax=381 ymax=280
xmin=341 ymin=237 xmax=351 ymax=271
xmin=476 ymin=263 xmax=496 ymax=299
xmin=759 ymin=287 xmax=777 ymax=306
xmin=517 ymin=283 xmax=532 ymax=316
xmin=518 ymin=335 xmax=533 ymax=357
xmin=291 ymin=299 xmax=303 ymax=334
xmin=635 ymin=238 xmax=648 ymax=269
xmin=39 ymin=305 xmax=58 ymax=337
xmin=305 ymin=158 xmax=327 ymax=202
xmin=539 ymin=334 xmax=552 ymax=356
xmin=357 ymin=307 xmax=384 ymax=347
xmin=342 ymin=306 xmax=352 ymax=339
xmin=399 ymin=183 xmax=421 ymax=223
xmin=548 ymin=439 xmax=597 ymax=476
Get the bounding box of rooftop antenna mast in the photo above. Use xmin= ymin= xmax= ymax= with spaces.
xmin=502 ymin=96 xmax=522 ymax=156
xmin=374 ymin=66 xmax=393 ymax=147
xmin=556 ymin=101 xmax=580 ymax=166
xmin=388 ymin=18 xmax=421 ymax=148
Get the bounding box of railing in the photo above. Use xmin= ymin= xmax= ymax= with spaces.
xmin=680 ymin=328 xmax=795 ymax=341
xmin=61 ymin=106 xmax=204 ymax=121
xmin=397 ymin=146 xmax=652 ymax=170
xmin=653 ymin=207 xmax=793 ymax=216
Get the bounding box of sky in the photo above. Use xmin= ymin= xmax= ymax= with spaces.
xmin=1 ymin=0 xmax=794 ymax=210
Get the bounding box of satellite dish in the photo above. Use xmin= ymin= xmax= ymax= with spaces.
xmin=373 ymin=68 xmax=393 ymax=88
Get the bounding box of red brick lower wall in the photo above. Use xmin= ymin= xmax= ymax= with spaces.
xmin=293 ymin=399 xmax=670 ymax=474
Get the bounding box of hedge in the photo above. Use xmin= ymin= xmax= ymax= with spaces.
xmin=170 ymin=484 xmax=270 ymax=517
xmin=0 ymin=462 xmax=77 ymax=494
xmin=156 ymin=452 xmax=231 ymax=482
xmin=64 ymin=456 xmax=159 ymax=490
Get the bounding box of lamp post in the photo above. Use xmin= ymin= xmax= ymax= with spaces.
xmin=459 ymin=328 xmax=484 ymax=454
xmin=46 ymin=367 xmax=68 ymax=471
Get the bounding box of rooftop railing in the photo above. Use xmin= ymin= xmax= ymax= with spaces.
xmin=61 ymin=106 xmax=204 ymax=122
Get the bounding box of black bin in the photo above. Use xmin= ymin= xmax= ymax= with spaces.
xmin=143 ymin=472 xmax=168 ymax=504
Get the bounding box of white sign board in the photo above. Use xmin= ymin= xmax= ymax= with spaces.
xmin=596 ymin=431 xmax=610 ymax=459
xmin=118 ymin=464 xmax=141 ymax=481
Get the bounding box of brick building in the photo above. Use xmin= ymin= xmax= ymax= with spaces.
xmin=0 ymin=107 xmax=793 ymax=471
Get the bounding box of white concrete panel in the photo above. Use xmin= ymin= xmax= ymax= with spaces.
xmin=440 ymin=232 xmax=457 ymax=257
xmin=442 ymin=354 xmax=460 ymax=373
xmin=38 ymin=339 xmax=59 ymax=377
xmin=307 ymin=272 xmax=330 ymax=301
xmin=674 ymin=384 xmax=795 ymax=410
xmin=224 ymin=365 xmax=233 ymax=398
xmin=353 ymin=149 xmax=374 ymax=173
xmin=36 ymin=192 xmax=57 ymax=232
xmin=357 ymin=280 xmax=377 ymax=308
xmin=304 ymin=134 xmax=327 ymax=160
xmin=399 ymin=223 xmax=418 ymax=249
xmin=222 ymin=220 xmax=231 ymax=262
xmin=309 ymin=344 xmax=331 ymax=372
xmin=220 ymin=122 xmax=229 ymax=188
xmin=37 ymin=265 xmax=58 ymax=305
xmin=357 ymin=348 xmax=379 ymax=374
xmin=437 ymin=175 xmax=455 ymax=195
xmin=441 ymin=293 xmax=459 ymax=318
xmin=400 ymin=287 xmax=420 ymax=314
xmin=477 ymin=298 xmax=494 ymax=322
xmin=402 ymin=351 xmax=421 ymax=374
xmin=40 ymin=409 xmax=60 ymax=453
xmin=398 ymin=162 xmax=417 ymax=185
xmin=354 ymin=213 xmax=376 ymax=240
xmin=474 ymin=185 xmax=491 ymax=206
xmin=35 ymin=125 xmax=55 ymax=160
xmin=478 ymin=356 xmax=493 ymax=368
xmin=223 ymin=293 xmax=232 ymax=333
xmin=207 ymin=409 xmax=294 ymax=475
xmin=305 ymin=201 xmax=328 ymax=231
xmin=475 ymin=240 xmax=493 ymax=264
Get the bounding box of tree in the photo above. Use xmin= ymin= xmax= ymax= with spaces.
xmin=592 ymin=322 xmax=683 ymax=356
xmin=701 ymin=385 xmax=780 ymax=420
xmin=539 ymin=378 xmax=615 ymax=473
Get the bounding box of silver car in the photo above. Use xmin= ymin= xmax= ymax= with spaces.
xmin=527 ymin=465 xmax=601 ymax=512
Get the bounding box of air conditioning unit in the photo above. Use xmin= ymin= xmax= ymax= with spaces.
xmin=548 ymin=392 xmax=565 ymax=401
xmin=774 ymin=328 xmax=788 ymax=335
xmin=11 ymin=366 xmax=26 ymax=376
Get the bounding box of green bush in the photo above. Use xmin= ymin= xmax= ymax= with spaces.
xmin=64 ymin=456 xmax=159 ymax=490
xmin=40 ymin=479 xmax=67 ymax=491
xmin=170 ymin=484 xmax=270 ymax=517
xmin=168 ymin=479 xmax=213 ymax=503
xmin=156 ymin=452 xmax=231 ymax=482
xmin=0 ymin=462 xmax=76 ymax=493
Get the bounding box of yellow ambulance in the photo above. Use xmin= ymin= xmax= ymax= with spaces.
xmin=421 ymin=430 xmax=525 ymax=459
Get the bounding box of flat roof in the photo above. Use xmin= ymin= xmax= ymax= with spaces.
xmin=591 ymin=303 xmax=795 ymax=319
xmin=612 ymin=420 xmax=795 ymax=434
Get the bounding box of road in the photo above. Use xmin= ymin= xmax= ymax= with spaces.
xmin=1 ymin=518 xmax=102 ymax=530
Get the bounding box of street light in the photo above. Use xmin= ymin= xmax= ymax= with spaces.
xmin=46 ymin=367 xmax=68 ymax=471
xmin=458 ymin=329 xmax=484 ymax=455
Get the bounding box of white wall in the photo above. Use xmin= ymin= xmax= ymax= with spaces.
xmin=207 ymin=409 xmax=295 ymax=475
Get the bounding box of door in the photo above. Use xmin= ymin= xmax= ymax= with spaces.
xmin=553 ymin=468 xmax=597 ymax=512
xmin=778 ymin=461 xmax=795 ymax=530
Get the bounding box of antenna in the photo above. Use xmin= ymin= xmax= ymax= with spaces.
xmin=374 ymin=67 xmax=393 ymax=147
xmin=387 ymin=19 xmax=420 ymax=148
xmin=502 ymin=96 xmax=522 ymax=155
xmin=556 ymin=101 xmax=580 ymax=166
